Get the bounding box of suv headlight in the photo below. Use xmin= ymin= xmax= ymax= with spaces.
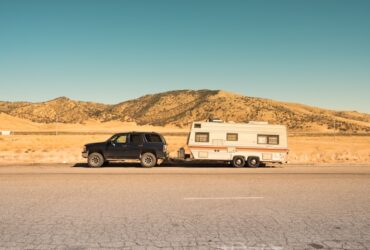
xmin=163 ymin=145 xmax=167 ymax=152
xmin=83 ymin=146 xmax=87 ymax=152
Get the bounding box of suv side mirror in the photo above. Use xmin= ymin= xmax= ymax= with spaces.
xmin=110 ymin=140 xmax=116 ymax=147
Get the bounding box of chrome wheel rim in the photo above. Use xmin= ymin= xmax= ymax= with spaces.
xmin=90 ymin=156 xmax=100 ymax=166
xmin=144 ymin=156 xmax=153 ymax=165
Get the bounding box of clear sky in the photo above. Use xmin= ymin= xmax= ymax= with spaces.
xmin=0 ymin=0 xmax=369 ymax=113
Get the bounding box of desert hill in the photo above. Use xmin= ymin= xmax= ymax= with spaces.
xmin=0 ymin=97 xmax=108 ymax=123
xmin=1 ymin=90 xmax=370 ymax=132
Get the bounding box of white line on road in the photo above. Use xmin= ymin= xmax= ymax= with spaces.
xmin=183 ymin=196 xmax=264 ymax=200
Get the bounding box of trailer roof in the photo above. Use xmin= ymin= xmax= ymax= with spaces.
xmin=192 ymin=121 xmax=286 ymax=129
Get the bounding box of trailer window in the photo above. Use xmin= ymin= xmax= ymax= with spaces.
xmin=257 ymin=135 xmax=268 ymax=144
xmin=195 ymin=132 xmax=209 ymax=142
xmin=194 ymin=123 xmax=201 ymax=128
xmin=257 ymin=135 xmax=279 ymax=145
xmin=226 ymin=133 xmax=238 ymax=141
xmin=268 ymin=135 xmax=279 ymax=145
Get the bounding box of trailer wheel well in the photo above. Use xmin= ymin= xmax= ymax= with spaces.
xmin=247 ymin=156 xmax=260 ymax=161
xmin=232 ymin=155 xmax=246 ymax=160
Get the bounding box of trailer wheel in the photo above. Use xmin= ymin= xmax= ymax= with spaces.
xmin=247 ymin=157 xmax=260 ymax=168
xmin=232 ymin=156 xmax=245 ymax=168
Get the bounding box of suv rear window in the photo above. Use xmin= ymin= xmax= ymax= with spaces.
xmin=145 ymin=134 xmax=163 ymax=143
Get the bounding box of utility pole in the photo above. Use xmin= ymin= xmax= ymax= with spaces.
xmin=55 ymin=109 xmax=59 ymax=136
xmin=333 ymin=118 xmax=336 ymax=141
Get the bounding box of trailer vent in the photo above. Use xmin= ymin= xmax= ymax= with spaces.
xmin=207 ymin=118 xmax=223 ymax=123
xmin=248 ymin=121 xmax=268 ymax=125
xmin=194 ymin=123 xmax=201 ymax=128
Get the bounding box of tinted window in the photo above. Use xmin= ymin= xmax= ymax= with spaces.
xmin=257 ymin=135 xmax=267 ymax=144
xmin=195 ymin=132 xmax=209 ymax=142
xmin=145 ymin=134 xmax=162 ymax=143
xmin=130 ymin=134 xmax=143 ymax=144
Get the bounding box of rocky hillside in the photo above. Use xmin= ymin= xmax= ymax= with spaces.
xmin=0 ymin=97 xmax=108 ymax=123
xmin=1 ymin=90 xmax=370 ymax=132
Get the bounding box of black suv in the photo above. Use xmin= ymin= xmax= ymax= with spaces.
xmin=82 ymin=132 xmax=168 ymax=168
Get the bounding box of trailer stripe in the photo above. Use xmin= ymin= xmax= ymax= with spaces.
xmin=188 ymin=145 xmax=288 ymax=152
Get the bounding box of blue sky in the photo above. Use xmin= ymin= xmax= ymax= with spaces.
xmin=0 ymin=0 xmax=369 ymax=113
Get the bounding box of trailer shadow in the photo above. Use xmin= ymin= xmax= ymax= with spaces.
xmin=73 ymin=161 xmax=279 ymax=168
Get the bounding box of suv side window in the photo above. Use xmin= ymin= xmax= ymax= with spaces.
xmin=130 ymin=134 xmax=143 ymax=145
xmin=116 ymin=134 xmax=127 ymax=144
xmin=145 ymin=133 xmax=162 ymax=143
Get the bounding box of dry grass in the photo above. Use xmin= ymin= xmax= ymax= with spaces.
xmin=0 ymin=134 xmax=369 ymax=164
xmin=288 ymin=136 xmax=370 ymax=163
xmin=1 ymin=107 xmax=368 ymax=165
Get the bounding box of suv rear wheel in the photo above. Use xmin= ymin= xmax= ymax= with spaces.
xmin=88 ymin=152 xmax=104 ymax=168
xmin=141 ymin=152 xmax=157 ymax=168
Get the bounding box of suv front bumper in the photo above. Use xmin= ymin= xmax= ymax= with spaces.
xmin=82 ymin=151 xmax=88 ymax=158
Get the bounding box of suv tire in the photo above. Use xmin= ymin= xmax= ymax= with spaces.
xmin=88 ymin=153 xmax=104 ymax=168
xmin=141 ymin=152 xmax=157 ymax=168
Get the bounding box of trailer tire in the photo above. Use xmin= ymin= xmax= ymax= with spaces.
xmin=247 ymin=157 xmax=260 ymax=168
xmin=232 ymin=156 xmax=245 ymax=168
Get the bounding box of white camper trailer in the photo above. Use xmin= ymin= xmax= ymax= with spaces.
xmin=179 ymin=120 xmax=288 ymax=167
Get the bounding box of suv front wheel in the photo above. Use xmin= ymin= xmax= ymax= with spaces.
xmin=140 ymin=152 xmax=157 ymax=168
xmin=88 ymin=152 xmax=104 ymax=168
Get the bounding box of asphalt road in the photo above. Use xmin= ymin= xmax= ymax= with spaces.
xmin=0 ymin=164 xmax=369 ymax=250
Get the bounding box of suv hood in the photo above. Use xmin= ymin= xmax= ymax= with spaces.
xmin=85 ymin=142 xmax=107 ymax=148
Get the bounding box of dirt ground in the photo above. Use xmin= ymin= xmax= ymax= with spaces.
xmin=0 ymin=134 xmax=369 ymax=164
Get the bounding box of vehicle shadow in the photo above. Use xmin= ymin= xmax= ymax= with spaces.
xmin=72 ymin=161 xmax=279 ymax=168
